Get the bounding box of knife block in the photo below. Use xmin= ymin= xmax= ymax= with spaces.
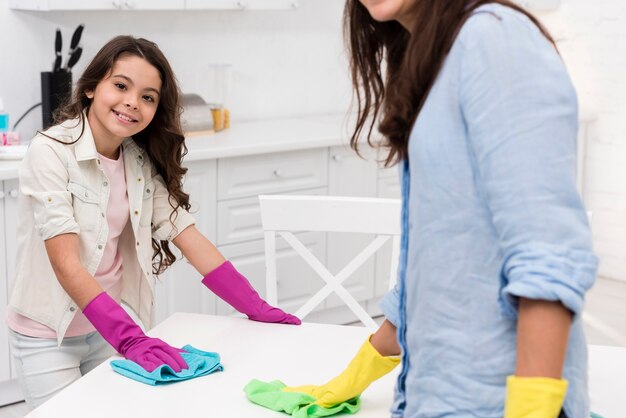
xmin=41 ymin=71 xmax=72 ymax=130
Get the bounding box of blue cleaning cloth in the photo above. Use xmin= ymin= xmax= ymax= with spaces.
xmin=110 ymin=344 xmax=223 ymax=385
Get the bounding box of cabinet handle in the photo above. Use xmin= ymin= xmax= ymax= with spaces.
xmin=237 ymin=1 xmax=246 ymax=9
xmin=273 ymin=169 xmax=284 ymax=177
xmin=124 ymin=0 xmax=134 ymax=8
xmin=332 ymin=154 xmax=342 ymax=162
xmin=112 ymin=0 xmax=122 ymax=8
xmin=8 ymin=189 xmax=18 ymax=199
xmin=290 ymin=1 xmax=299 ymax=9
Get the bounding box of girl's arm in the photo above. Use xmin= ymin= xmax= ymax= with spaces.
xmin=171 ymin=225 xmax=225 ymax=276
xmin=173 ymin=225 xmax=300 ymax=325
xmin=45 ymin=232 xmax=187 ymax=372
xmin=44 ymin=233 xmax=103 ymax=309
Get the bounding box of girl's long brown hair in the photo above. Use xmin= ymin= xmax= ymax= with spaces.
xmin=49 ymin=35 xmax=190 ymax=275
xmin=344 ymin=0 xmax=555 ymax=166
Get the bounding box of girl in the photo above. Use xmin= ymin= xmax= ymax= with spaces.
xmin=284 ymin=1 xmax=597 ymax=417
xmin=6 ymin=35 xmax=299 ymax=409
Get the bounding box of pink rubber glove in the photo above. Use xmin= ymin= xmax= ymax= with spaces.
xmin=82 ymin=292 xmax=188 ymax=372
xmin=202 ymin=261 xmax=301 ymax=325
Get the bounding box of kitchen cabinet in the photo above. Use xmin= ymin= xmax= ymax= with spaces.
xmin=185 ymin=0 xmax=298 ymax=10
xmin=213 ymin=148 xmax=331 ymax=317
xmin=0 ymin=179 xmax=23 ymax=406
xmin=8 ymin=0 xmax=296 ymax=10
xmin=8 ymin=0 xmax=184 ymax=10
xmin=325 ymin=145 xmax=378 ymax=311
xmin=153 ymin=145 xmax=396 ymax=326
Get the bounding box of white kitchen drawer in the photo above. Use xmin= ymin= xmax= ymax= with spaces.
xmin=185 ymin=0 xmax=297 ymax=10
xmin=217 ymin=149 xmax=328 ymax=200
xmin=216 ymin=187 xmax=327 ymax=246
xmin=378 ymin=164 xmax=399 ymax=179
xmin=9 ymin=0 xmax=184 ymax=10
xmin=216 ymin=231 xmax=327 ymax=317
xmin=377 ymin=177 xmax=401 ymax=199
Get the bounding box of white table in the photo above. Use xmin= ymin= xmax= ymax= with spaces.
xmin=26 ymin=313 xmax=624 ymax=417
xmin=587 ymin=345 xmax=625 ymax=417
xmin=27 ymin=313 xmax=398 ymax=417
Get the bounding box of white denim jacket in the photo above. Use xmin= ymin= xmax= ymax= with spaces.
xmin=8 ymin=115 xmax=195 ymax=344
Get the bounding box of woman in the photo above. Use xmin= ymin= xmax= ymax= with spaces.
xmin=284 ymin=1 xmax=598 ymax=417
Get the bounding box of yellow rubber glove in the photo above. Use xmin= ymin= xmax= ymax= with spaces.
xmin=282 ymin=335 xmax=400 ymax=408
xmin=504 ymin=375 xmax=569 ymax=418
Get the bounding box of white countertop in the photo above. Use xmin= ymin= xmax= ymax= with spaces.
xmin=0 ymin=114 xmax=352 ymax=181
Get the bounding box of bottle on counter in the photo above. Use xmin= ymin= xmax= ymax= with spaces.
xmin=0 ymin=97 xmax=20 ymax=146
xmin=0 ymin=97 xmax=9 ymax=132
xmin=211 ymin=105 xmax=224 ymax=132
xmin=0 ymin=97 xmax=9 ymax=145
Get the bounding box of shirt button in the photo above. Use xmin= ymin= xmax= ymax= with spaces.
xmin=103 ymin=181 xmax=108 ymax=187
xmin=98 ymin=245 xmax=103 ymax=250
xmin=136 ymin=241 xmax=140 ymax=246
xmin=69 ymin=306 xmax=76 ymax=312
xmin=138 ymin=155 xmax=143 ymax=159
xmin=101 ymin=212 xmax=105 ymax=218
xmin=146 ymin=189 xmax=151 ymax=193
xmin=137 ymin=178 xmax=142 ymax=182
xmin=97 ymin=160 xmax=101 ymax=165
xmin=47 ymin=197 xmax=53 ymax=202
xmin=134 ymin=210 xmax=139 ymax=216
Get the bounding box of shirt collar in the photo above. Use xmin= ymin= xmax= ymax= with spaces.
xmin=56 ymin=110 xmax=145 ymax=166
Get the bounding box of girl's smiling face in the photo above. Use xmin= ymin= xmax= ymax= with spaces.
xmin=86 ymin=54 xmax=162 ymax=150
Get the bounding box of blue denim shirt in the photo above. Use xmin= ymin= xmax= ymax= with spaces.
xmin=379 ymin=5 xmax=598 ymax=417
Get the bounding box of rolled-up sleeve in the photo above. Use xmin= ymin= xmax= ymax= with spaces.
xmin=379 ymin=283 xmax=401 ymax=328
xmin=19 ymin=141 xmax=80 ymax=240
xmin=459 ymin=11 xmax=598 ymax=317
xmin=151 ymin=173 xmax=195 ymax=241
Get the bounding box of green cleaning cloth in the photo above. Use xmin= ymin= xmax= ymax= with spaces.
xmin=244 ymin=379 xmax=361 ymax=418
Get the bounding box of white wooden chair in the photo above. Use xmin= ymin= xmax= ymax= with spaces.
xmin=259 ymin=195 xmax=401 ymax=331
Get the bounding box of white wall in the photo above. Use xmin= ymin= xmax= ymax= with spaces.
xmin=0 ymin=0 xmax=351 ymax=139
xmin=540 ymin=1 xmax=626 ymax=282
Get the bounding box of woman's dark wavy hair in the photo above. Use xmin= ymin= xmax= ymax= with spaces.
xmin=344 ymin=0 xmax=556 ymax=166
xmin=48 ymin=35 xmax=190 ymax=275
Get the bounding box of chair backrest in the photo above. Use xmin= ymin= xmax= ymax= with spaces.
xmin=259 ymin=195 xmax=401 ymax=330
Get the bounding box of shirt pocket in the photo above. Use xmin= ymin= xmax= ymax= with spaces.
xmin=67 ymin=181 xmax=100 ymax=232
xmin=140 ymin=180 xmax=155 ymax=227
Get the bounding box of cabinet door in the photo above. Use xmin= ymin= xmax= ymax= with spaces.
xmin=0 ymin=180 xmax=18 ymax=382
xmin=0 ymin=182 xmax=9 ymax=383
xmin=185 ymin=0 xmax=297 ymax=10
xmin=326 ymin=145 xmax=378 ymax=308
xmin=4 ymin=181 xmax=18 ymax=303
xmin=375 ymin=167 xmax=400 ymax=298
xmin=217 ymin=148 xmax=328 ymax=200
xmin=216 ymin=231 xmax=327 ymax=317
xmin=153 ymin=160 xmax=217 ymax=325
xmin=3 ymin=181 xmax=20 ymax=388
xmin=9 ymin=0 xmax=184 ymax=10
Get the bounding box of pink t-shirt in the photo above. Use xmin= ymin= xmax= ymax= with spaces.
xmin=7 ymin=149 xmax=130 ymax=338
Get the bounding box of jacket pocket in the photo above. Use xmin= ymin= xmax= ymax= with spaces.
xmin=139 ymin=180 xmax=155 ymax=227
xmin=67 ymin=181 xmax=100 ymax=232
